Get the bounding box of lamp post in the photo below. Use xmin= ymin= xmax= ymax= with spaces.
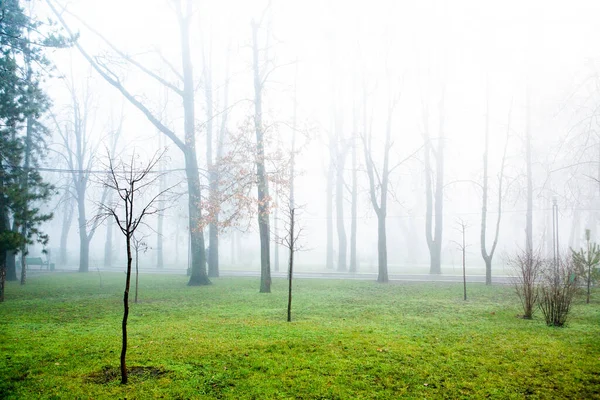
xmin=552 ymin=195 xmax=559 ymax=272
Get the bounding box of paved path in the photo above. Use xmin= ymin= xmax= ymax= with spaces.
xmin=45 ymin=267 xmax=511 ymax=284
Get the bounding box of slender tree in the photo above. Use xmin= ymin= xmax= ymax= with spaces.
xmin=481 ymin=91 xmax=510 ymax=285
xmin=525 ymin=89 xmax=533 ymax=255
xmin=132 ymin=233 xmax=148 ymax=304
xmin=362 ymin=88 xmax=396 ymax=283
xmin=251 ymin=16 xmax=272 ymax=292
xmin=97 ymin=149 xmax=173 ymax=384
xmin=423 ymin=87 xmax=445 ymax=275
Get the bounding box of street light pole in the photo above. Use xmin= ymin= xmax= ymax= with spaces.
xmin=552 ymin=195 xmax=559 ymax=272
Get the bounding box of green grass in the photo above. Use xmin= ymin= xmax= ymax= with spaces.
xmin=1 ymin=273 xmax=599 ymax=399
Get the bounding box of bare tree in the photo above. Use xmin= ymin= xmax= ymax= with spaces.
xmin=251 ymin=13 xmax=273 ymax=293
xmin=453 ymin=219 xmax=469 ymax=301
xmin=132 ymin=233 xmax=149 ymax=304
xmin=481 ymin=90 xmax=510 ymax=285
xmin=51 ymin=76 xmax=115 ymax=273
xmin=47 ymin=0 xmax=211 ymax=285
xmin=277 ymin=204 xmax=303 ymax=322
xmin=349 ymin=98 xmax=359 ymax=273
xmin=423 ymin=88 xmax=446 ymax=275
xmin=525 ymin=89 xmax=533 ymax=254
xmin=362 ymin=88 xmax=396 ymax=283
xmin=96 ymin=149 xmax=173 ymax=384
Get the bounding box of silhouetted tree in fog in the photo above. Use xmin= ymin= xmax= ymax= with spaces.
xmin=480 ymin=89 xmax=510 ymax=285
xmin=423 ymin=88 xmax=446 ymax=275
xmin=47 ymin=0 xmax=211 ymax=285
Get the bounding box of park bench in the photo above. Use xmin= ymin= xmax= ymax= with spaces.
xmin=17 ymin=257 xmax=53 ymax=271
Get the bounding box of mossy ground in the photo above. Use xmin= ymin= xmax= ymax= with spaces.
xmin=1 ymin=273 xmax=599 ymax=399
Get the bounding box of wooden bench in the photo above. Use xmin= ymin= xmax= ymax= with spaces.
xmin=17 ymin=257 xmax=50 ymax=270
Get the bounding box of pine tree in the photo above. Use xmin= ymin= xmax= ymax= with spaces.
xmin=0 ymin=0 xmax=68 ymax=300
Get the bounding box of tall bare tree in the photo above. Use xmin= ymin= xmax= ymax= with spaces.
xmin=52 ymin=77 xmax=111 ymax=273
xmin=362 ymin=89 xmax=396 ymax=283
xmin=423 ymin=87 xmax=446 ymax=275
xmin=481 ymin=90 xmax=510 ymax=285
xmin=251 ymin=15 xmax=272 ymax=293
xmin=349 ymin=98 xmax=359 ymax=273
xmin=525 ymin=89 xmax=533 ymax=254
xmin=47 ymin=0 xmax=211 ymax=285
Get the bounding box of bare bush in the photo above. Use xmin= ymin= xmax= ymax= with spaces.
xmin=538 ymin=256 xmax=580 ymax=327
xmin=508 ymin=248 xmax=543 ymax=319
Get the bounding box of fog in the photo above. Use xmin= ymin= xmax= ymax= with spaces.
xmin=33 ymin=0 xmax=600 ymax=278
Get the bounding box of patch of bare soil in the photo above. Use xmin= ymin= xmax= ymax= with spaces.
xmin=86 ymin=365 xmax=168 ymax=384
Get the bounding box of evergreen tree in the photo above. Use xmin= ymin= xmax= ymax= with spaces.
xmin=0 ymin=0 xmax=67 ymax=300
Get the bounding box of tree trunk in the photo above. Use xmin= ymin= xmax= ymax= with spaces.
xmin=0 ymin=251 xmax=5 ymax=303
xmin=186 ymin=152 xmax=210 ymax=286
xmin=252 ymin=20 xmax=271 ymax=293
xmin=77 ymin=192 xmax=89 ymax=272
xmin=336 ymin=154 xmax=347 ymax=272
xmin=326 ymin=160 xmax=334 ymax=269
xmin=274 ymin=192 xmax=279 ymax=272
xmin=484 ymin=256 xmax=492 ymax=286
xmin=204 ymin=49 xmax=220 ymax=278
xmin=350 ymin=135 xmax=358 ymax=273
xmin=6 ymin=220 xmax=17 ymax=280
xmin=179 ymin=3 xmax=209 ymax=286
xmin=60 ymin=196 xmax=74 ymax=267
xmin=6 ymin=250 xmax=16 ymax=281
xmin=104 ymin=193 xmax=114 ymax=268
xmin=121 ymin=233 xmax=132 ymax=384
xmin=156 ymin=207 xmax=163 ymax=269
xmin=423 ymin=89 xmax=445 ymax=275
xmin=135 ymin=247 xmax=139 ymax=304
xmin=287 ymin=208 xmax=295 ymax=322
xmin=525 ymin=90 xmax=533 ymax=254
xmin=377 ymin=213 xmax=388 ymax=283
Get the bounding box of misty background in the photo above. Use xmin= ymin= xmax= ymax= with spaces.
xmin=30 ymin=0 xmax=600 ymax=277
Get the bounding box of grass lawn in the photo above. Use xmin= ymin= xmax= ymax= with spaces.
xmin=1 ymin=272 xmax=599 ymax=399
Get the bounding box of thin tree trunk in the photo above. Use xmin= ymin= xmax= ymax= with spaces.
xmin=135 ymin=247 xmax=139 ymax=304
xmin=350 ymin=123 xmax=358 ymax=273
xmin=525 ymin=89 xmax=533 ymax=254
xmin=121 ymin=233 xmax=132 ymax=384
xmin=59 ymin=195 xmax=73 ymax=267
xmin=423 ymin=88 xmax=445 ymax=275
xmin=377 ymin=213 xmax=388 ymax=283
xmin=77 ymin=191 xmax=89 ymax=272
xmin=104 ymin=192 xmax=114 ymax=267
xmin=0 ymin=250 xmax=5 ymax=303
xmin=326 ymin=159 xmax=334 ymax=269
xmin=274 ymin=182 xmax=279 ymax=272
xmin=252 ymin=20 xmax=271 ymax=293
xmin=287 ymin=208 xmax=295 ymax=322
xmin=481 ymin=90 xmax=510 ymax=286
xmin=336 ymin=148 xmax=347 ymax=272
xmin=203 ymin=43 xmax=220 ymax=278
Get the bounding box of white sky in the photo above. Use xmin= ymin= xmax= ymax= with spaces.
xmin=39 ymin=0 xmax=600 ymax=269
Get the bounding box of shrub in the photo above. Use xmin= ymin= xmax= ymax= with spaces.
xmin=538 ymin=256 xmax=580 ymax=327
xmin=508 ymin=248 xmax=543 ymax=319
